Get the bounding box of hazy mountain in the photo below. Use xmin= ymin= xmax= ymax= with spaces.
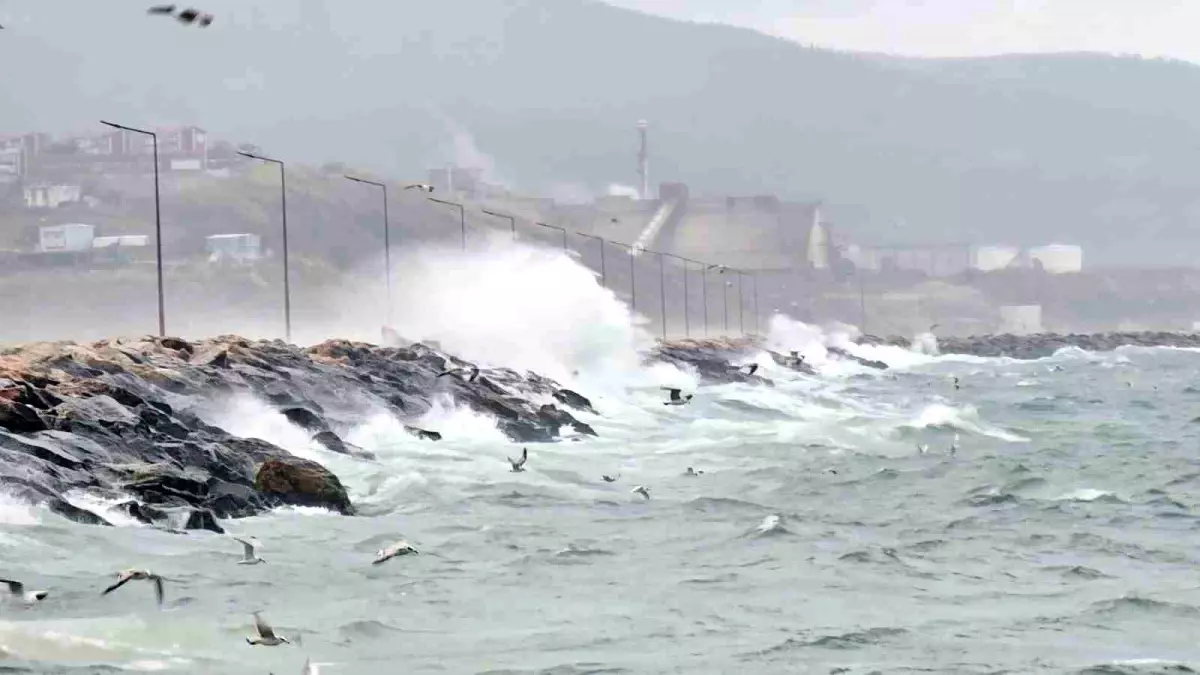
xmin=4 ymin=0 xmax=1200 ymax=265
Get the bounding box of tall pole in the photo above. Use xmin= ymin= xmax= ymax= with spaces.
xmin=859 ymin=269 xmax=868 ymax=335
xmin=239 ymin=150 xmax=291 ymax=342
xmin=578 ymin=233 xmax=606 ymax=288
xmin=345 ymin=175 xmax=392 ymax=326
xmin=102 ymin=120 xmax=163 ymax=336
xmin=723 ymin=276 xmax=729 ymax=333
xmin=483 ymin=209 xmax=516 ymax=241
xmin=737 ymin=270 xmax=746 ymax=334
xmin=701 ymin=263 xmax=708 ymax=337
xmin=628 ymin=245 xmax=636 ymax=313
xmin=656 ymin=251 xmax=667 ymax=340
xmin=663 ymin=253 xmax=690 ymax=338
xmin=752 ymin=272 xmax=760 ymax=335
xmin=430 ymin=198 xmax=466 ymax=250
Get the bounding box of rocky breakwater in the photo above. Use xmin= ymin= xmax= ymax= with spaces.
xmin=651 ymin=337 xmax=886 ymax=382
xmin=860 ymin=331 xmax=1200 ymax=360
xmin=0 ymin=335 xmax=598 ymax=530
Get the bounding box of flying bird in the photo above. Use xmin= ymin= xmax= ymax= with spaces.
xmin=235 ymin=537 xmax=266 ymax=565
xmin=739 ymin=363 xmax=759 ymax=376
xmin=246 ymin=611 xmax=291 ymax=646
xmin=373 ymin=540 xmax=419 ymax=565
xmin=662 ymin=387 xmax=693 ymax=406
xmin=508 ymin=447 xmax=528 ymax=473
xmin=102 ymin=569 xmax=164 ymax=607
xmin=601 ymin=474 xmax=620 ymax=483
xmin=146 ymin=4 xmax=176 ymax=14
xmin=631 ymin=485 xmax=651 ymax=500
xmin=0 ymin=578 xmax=48 ymax=604
xmin=684 ymin=467 xmax=705 ymax=477
xmin=404 ymin=183 xmax=434 ymax=193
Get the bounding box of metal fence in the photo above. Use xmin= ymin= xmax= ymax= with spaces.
xmin=438 ymin=198 xmax=763 ymax=341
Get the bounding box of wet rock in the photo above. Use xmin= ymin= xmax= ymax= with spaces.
xmin=182 ymin=507 xmax=224 ymax=533
xmin=312 ymin=430 xmax=375 ymax=460
xmin=192 ymin=344 xmax=230 ymax=368
xmin=0 ymin=476 xmax=110 ymax=526
xmin=0 ymin=399 xmax=47 ymax=433
xmin=204 ymin=480 xmax=269 ymax=519
xmin=404 ymin=426 xmax=441 ymax=441
xmin=537 ymin=404 xmax=597 ymax=437
xmin=553 ymin=389 xmax=597 ymax=415
xmin=281 ymin=406 xmax=327 ymax=433
xmin=253 ymin=456 xmax=354 ymax=515
xmin=827 ymin=347 xmax=888 ymax=370
xmin=157 ymin=337 xmax=194 ymax=355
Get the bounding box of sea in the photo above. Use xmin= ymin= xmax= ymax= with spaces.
xmin=3 ymin=246 xmax=1200 ymax=674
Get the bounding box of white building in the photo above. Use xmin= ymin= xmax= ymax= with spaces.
xmin=1028 ymin=244 xmax=1083 ymax=274
xmin=39 ymin=223 xmax=95 ymax=253
xmin=971 ymin=245 xmax=1021 ymax=272
xmin=24 ymin=184 xmax=81 ymax=209
xmin=205 ymin=233 xmax=262 ymax=263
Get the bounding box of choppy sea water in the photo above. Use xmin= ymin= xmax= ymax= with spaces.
xmin=5 ymin=336 xmax=1200 ymax=675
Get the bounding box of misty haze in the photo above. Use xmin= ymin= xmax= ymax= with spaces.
xmin=2 ymin=1 xmax=1200 ymax=673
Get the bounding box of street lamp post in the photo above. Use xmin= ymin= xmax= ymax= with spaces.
xmin=101 ymin=120 xmax=164 ymax=336
xmin=652 ymin=251 xmax=667 ymax=340
xmin=536 ymin=222 xmax=567 ymax=251
xmin=482 ymin=209 xmax=516 ymax=240
xmin=238 ymin=150 xmax=291 ymax=342
xmin=752 ymin=271 xmax=760 ymax=335
xmin=737 ymin=270 xmax=746 ymax=334
xmin=344 ymin=175 xmax=392 ymax=325
xmin=429 ymin=197 xmax=466 ymax=250
xmin=661 ymin=252 xmax=690 ymax=338
xmin=577 ymin=232 xmax=606 ymax=288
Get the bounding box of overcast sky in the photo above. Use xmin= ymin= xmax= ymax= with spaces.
xmin=607 ymin=0 xmax=1200 ymax=63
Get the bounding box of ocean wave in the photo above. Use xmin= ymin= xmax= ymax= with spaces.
xmin=1086 ymin=596 xmax=1200 ymax=620
xmin=744 ymin=626 xmax=909 ymax=657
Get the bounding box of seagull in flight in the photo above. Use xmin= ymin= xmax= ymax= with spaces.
xmin=661 ymin=387 xmax=693 ymax=406
xmin=246 ymin=611 xmax=291 ymax=646
xmin=684 ymin=467 xmax=705 ymax=477
xmin=373 ymin=540 xmax=419 ymax=565
xmin=631 ymin=485 xmax=651 ymax=500
xmin=739 ymin=363 xmax=759 ymax=375
xmin=601 ymin=474 xmax=620 ymax=483
xmin=404 ymin=184 xmax=435 ymax=193
xmin=235 ymin=537 xmax=266 ymax=565
xmin=146 ymin=4 xmax=176 ymax=14
xmin=436 ymin=365 xmax=480 ymax=383
xmin=508 ymin=447 xmax=528 ymax=473
xmin=0 ymin=578 xmax=48 ymax=604
xmin=102 ymin=569 xmax=164 ymax=607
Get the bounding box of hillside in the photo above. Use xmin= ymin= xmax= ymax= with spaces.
xmin=2 ymin=0 xmax=1200 ymax=264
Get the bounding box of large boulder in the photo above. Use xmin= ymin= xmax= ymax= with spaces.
xmin=0 ymin=400 xmax=47 ymax=433
xmin=253 ymin=456 xmax=354 ymax=515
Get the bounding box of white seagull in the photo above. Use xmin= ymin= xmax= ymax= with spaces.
xmin=246 ymin=611 xmax=291 ymax=646
xmin=632 ymin=485 xmax=651 ymax=500
xmin=404 ymin=183 xmax=435 ymax=193
xmin=102 ymin=569 xmax=164 ymax=607
xmin=0 ymin=578 xmax=48 ymax=604
xmin=235 ymin=537 xmax=266 ymax=565
xmin=662 ymin=387 xmax=693 ymax=406
xmin=508 ymin=447 xmax=528 ymax=473
xmin=601 ymin=474 xmax=620 ymax=483
xmin=373 ymin=540 xmax=419 ymax=565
